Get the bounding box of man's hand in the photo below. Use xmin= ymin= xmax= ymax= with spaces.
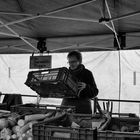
xmin=77 ymin=82 xmax=86 ymax=96
xmin=78 ymin=82 xmax=86 ymax=90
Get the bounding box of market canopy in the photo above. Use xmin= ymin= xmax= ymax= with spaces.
xmin=0 ymin=0 xmax=140 ymax=53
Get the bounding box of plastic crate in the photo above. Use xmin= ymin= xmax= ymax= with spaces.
xmin=33 ymin=124 xmax=97 ymax=140
xmin=106 ymin=116 xmax=139 ymax=132
xmin=98 ymin=131 xmax=140 ymax=140
xmin=0 ymin=103 xmax=7 ymax=110
xmin=11 ymin=104 xmax=75 ymax=115
xmin=25 ymin=67 xmax=78 ymax=98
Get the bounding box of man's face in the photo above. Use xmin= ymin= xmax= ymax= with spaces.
xmin=68 ymin=56 xmax=80 ymax=70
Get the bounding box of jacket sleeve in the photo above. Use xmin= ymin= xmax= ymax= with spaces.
xmin=79 ymin=71 xmax=98 ymax=99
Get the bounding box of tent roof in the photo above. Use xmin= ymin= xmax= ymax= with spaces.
xmin=0 ymin=0 xmax=140 ymax=53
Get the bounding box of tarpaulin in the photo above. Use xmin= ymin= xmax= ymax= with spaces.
xmin=0 ymin=51 xmax=140 ymax=114
xmin=0 ymin=0 xmax=140 ymax=53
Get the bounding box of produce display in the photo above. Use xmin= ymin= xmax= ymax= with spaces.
xmin=0 ymin=99 xmax=139 ymax=140
xmin=0 ymin=107 xmax=110 ymax=140
xmin=0 ymin=111 xmax=38 ymax=140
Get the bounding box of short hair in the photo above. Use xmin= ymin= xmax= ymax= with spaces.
xmin=67 ymin=50 xmax=82 ymax=63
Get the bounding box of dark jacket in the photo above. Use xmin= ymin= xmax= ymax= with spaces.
xmin=61 ymin=64 xmax=98 ymax=114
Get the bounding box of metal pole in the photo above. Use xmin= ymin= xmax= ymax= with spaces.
xmin=118 ymin=50 xmax=121 ymax=115
xmin=97 ymin=98 xmax=140 ymax=103
xmin=0 ymin=31 xmax=18 ymax=37
xmin=0 ymin=20 xmax=38 ymax=51
xmin=105 ymin=0 xmax=121 ymax=50
xmin=104 ymin=1 xmax=122 ymax=115
xmin=0 ymin=11 xmax=33 ymax=16
xmin=104 ymin=23 xmax=116 ymax=33
xmin=41 ymin=15 xmax=98 ymax=23
xmin=50 ymin=44 xmax=113 ymax=52
xmin=0 ymin=31 xmax=37 ymax=42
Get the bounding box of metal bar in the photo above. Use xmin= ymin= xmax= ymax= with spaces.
xmin=0 ymin=20 xmax=38 ymax=51
xmin=78 ymin=45 xmax=113 ymax=50
xmin=0 ymin=11 xmax=33 ymax=16
xmin=0 ymin=31 xmax=37 ymax=42
xmin=98 ymin=0 xmax=117 ymax=37
xmin=105 ymin=0 xmax=122 ymax=115
xmin=103 ymin=102 xmax=106 ymax=110
xmin=93 ymin=97 xmax=97 ymax=113
xmin=50 ymin=44 xmax=77 ymax=52
xmin=97 ymin=98 xmax=140 ymax=103
xmin=118 ymin=50 xmax=122 ymax=115
xmin=1 ymin=93 xmax=140 ymax=104
xmin=41 ymin=15 xmax=98 ymax=23
xmin=0 ymin=31 xmax=18 ymax=37
xmin=104 ymin=23 xmax=116 ymax=33
xmin=1 ymin=93 xmax=37 ymax=97
xmin=0 ymin=15 xmax=40 ymax=28
xmin=105 ymin=0 xmax=121 ymax=50
xmin=0 ymin=0 xmax=96 ymax=28
xmin=110 ymin=11 xmax=140 ymax=22
xmin=50 ymin=44 xmax=113 ymax=52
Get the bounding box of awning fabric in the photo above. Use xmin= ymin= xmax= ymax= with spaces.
xmin=0 ymin=0 xmax=140 ymax=53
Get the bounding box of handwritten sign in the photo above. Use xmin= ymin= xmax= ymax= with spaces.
xmin=30 ymin=55 xmax=52 ymax=69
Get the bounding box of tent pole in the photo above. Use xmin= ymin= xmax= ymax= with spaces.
xmin=98 ymin=0 xmax=116 ymax=34
xmin=0 ymin=31 xmax=37 ymax=42
xmin=104 ymin=23 xmax=116 ymax=33
xmin=0 ymin=20 xmax=38 ymax=51
xmin=0 ymin=0 xmax=96 ymax=28
xmin=0 ymin=31 xmax=18 ymax=37
xmin=118 ymin=50 xmax=121 ymax=115
xmin=98 ymin=0 xmax=115 ymax=34
xmin=50 ymin=44 xmax=113 ymax=52
xmin=41 ymin=15 xmax=98 ymax=23
xmin=105 ymin=0 xmax=121 ymax=115
xmin=0 ymin=11 xmax=32 ymax=16
xmin=105 ymin=0 xmax=121 ymax=49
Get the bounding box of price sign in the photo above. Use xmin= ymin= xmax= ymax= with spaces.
xmin=30 ymin=55 xmax=52 ymax=69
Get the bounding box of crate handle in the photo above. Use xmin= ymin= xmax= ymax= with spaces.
xmin=52 ymin=131 xmax=71 ymax=138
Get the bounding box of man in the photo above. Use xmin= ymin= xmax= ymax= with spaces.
xmin=61 ymin=50 xmax=98 ymax=114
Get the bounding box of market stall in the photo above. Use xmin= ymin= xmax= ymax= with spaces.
xmin=0 ymin=0 xmax=140 ymax=139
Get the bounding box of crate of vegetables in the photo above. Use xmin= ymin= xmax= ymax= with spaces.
xmin=32 ymin=111 xmax=112 ymax=140
xmin=0 ymin=108 xmax=111 ymax=140
xmin=32 ymin=112 xmax=97 ymax=140
xmin=11 ymin=103 xmax=75 ymax=115
xmin=25 ymin=67 xmax=79 ymax=98
xmin=33 ymin=125 xmax=97 ymax=140
xmin=98 ymin=130 xmax=140 ymax=140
